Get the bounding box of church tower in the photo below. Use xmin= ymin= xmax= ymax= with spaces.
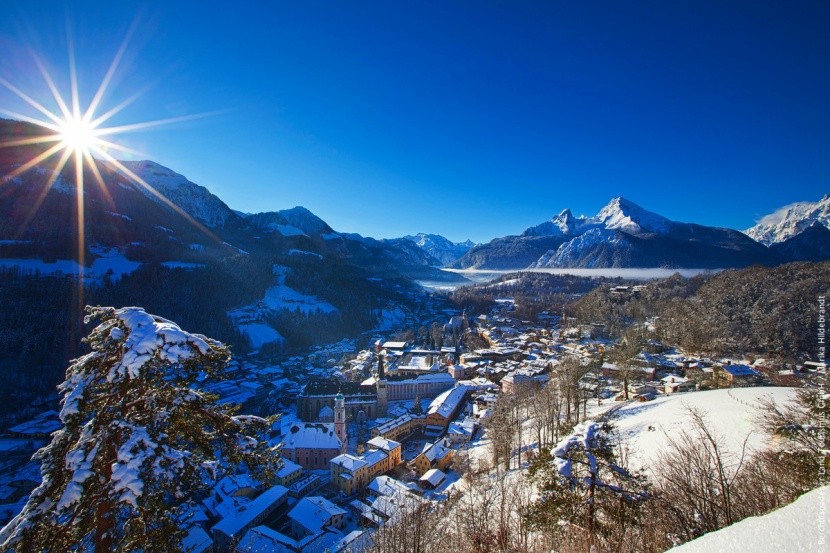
xmin=334 ymin=392 xmax=346 ymax=452
xmin=376 ymin=352 xmax=388 ymax=417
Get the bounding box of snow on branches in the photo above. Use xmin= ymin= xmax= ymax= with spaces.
xmin=0 ymin=306 xmax=281 ymax=553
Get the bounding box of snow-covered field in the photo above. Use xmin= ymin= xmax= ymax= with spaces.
xmin=461 ymin=387 xmax=797 ymax=480
xmin=608 ymin=387 xmax=797 ymax=471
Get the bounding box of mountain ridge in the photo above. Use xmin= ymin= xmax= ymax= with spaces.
xmin=454 ymin=197 xmax=786 ymax=269
xmin=745 ymin=195 xmax=830 ymax=246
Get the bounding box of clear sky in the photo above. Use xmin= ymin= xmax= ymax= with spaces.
xmin=0 ymin=1 xmax=827 ymax=243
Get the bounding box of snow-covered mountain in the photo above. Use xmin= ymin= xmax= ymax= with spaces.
xmin=245 ymin=207 xmax=339 ymax=239
xmin=522 ymin=197 xmax=672 ymax=238
xmin=522 ymin=209 xmax=585 ymax=237
xmin=400 ymin=233 xmax=475 ymax=266
xmin=454 ymin=197 xmax=778 ymax=269
xmin=744 ymin=195 xmax=830 ymax=246
xmin=118 ymin=160 xmax=237 ymax=228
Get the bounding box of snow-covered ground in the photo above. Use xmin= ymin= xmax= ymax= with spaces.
xmin=670 ymin=486 xmax=828 ymax=552
xmin=227 ymin=265 xmax=337 ymax=351
xmin=0 ymin=248 xmax=207 ymax=281
xmin=460 ymin=387 xmax=797 ymax=481
xmin=608 ymin=387 xmax=797 ymax=471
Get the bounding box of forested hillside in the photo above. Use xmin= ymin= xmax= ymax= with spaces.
xmin=573 ymin=262 xmax=830 ymax=360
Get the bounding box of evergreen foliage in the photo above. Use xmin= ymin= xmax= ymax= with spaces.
xmin=0 ymin=306 xmax=280 ymax=552
xmin=527 ymin=421 xmax=649 ymax=551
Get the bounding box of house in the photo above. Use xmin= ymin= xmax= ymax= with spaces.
xmin=371 ymin=413 xmax=424 ymax=441
xmin=718 ymin=364 xmax=760 ymax=387
xmin=601 ymin=362 xmax=655 ymax=382
xmin=282 ymin=423 xmax=343 ymax=470
xmin=235 ymin=525 xmax=344 ymax=553
xmin=8 ymin=411 xmax=61 ymax=439
xmin=446 ymin=418 xmax=476 ymax=444
xmin=381 ymin=341 xmax=409 ymax=352
xmin=411 ymin=438 xmax=453 ymax=475
xmin=349 ymin=475 xmax=424 ymax=527
xmin=288 ymin=496 xmax=347 ymax=537
xmin=418 ymin=468 xmax=447 ymax=490
xmin=275 ymin=458 xmax=303 ymax=487
xmin=330 ymin=438 xmax=402 ymax=495
xmin=661 ymin=375 xmax=696 ymax=394
xmin=366 ymin=436 xmax=403 ymax=468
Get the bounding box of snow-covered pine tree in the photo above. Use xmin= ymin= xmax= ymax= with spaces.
xmin=527 ymin=421 xmax=649 ymax=551
xmin=0 ymin=306 xmax=281 ymax=552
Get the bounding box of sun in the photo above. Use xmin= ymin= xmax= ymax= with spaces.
xmin=56 ymin=112 xmax=100 ymax=155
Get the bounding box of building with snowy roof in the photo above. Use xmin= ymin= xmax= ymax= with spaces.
xmin=288 ymin=496 xmax=347 ymax=537
xmin=418 ymin=468 xmax=447 ymax=489
xmin=384 ymin=372 xmax=456 ymax=401
xmin=424 ymin=385 xmax=471 ymax=436
xmin=330 ymin=438 xmax=402 ymax=495
xmin=356 ymin=475 xmax=425 ymax=525
xmin=446 ymin=418 xmax=476 ymax=444
xmin=182 ymin=526 xmax=213 ymax=553
xmin=235 ymin=525 xmax=345 ymax=553
xmin=282 ymin=423 xmax=343 ymax=470
xmin=211 ymin=485 xmax=289 ymax=552
xmin=275 ymin=458 xmax=303 ymax=488
xmin=297 ymin=379 xmax=378 ymax=422
xmin=8 ymin=411 xmax=61 ymax=439
xmin=411 ymin=438 xmax=454 ymax=475
xmin=718 ymin=364 xmax=761 ymax=387
xmin=371 ymin=413 xmax=425 ymax=442
xmin=661 ymin=375 xmax=696 ymax=394
xmin=381 ymin=341 xmax=409 ymax=351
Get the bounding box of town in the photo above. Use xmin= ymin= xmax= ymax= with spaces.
xmin=1 ymin=275 xmax=824 ymax=553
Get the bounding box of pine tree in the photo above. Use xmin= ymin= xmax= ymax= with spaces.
xmin=0 ymin=306 xmax=281 ymax=552
xmin=527 ymin=421 xmax=649 ymax=551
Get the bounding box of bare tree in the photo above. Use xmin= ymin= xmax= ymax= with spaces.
xmin=653 ymin=406 xmax=749 ymax=542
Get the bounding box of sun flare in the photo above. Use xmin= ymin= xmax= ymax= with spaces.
xmin=0 ymin=39 xmax=219 ymax=315
xmin=56 ymin=113 xmax=100 ymax=155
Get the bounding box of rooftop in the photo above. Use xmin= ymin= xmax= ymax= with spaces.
xmin=367 ymin=436 xmax=401 ymax=453
xmin=211 ymin=485 xmax=288 ymax=539
xmin=427 ymin=385 xmax=470 ymax=418
xmin=283 ymin=423 xmax=342 ymax=451
xmin=302 ymin=378 xmax=376 ymax=397
xmin=288 ymin=496 xmax=346 ymax=535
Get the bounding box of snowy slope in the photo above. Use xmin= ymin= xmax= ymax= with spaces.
xmin=745 ymin=194 xmax=830 ymax=245
xmin=608 ymin=387 xmax=797 ymax=471
xmin=118 ymin=161 xmax=237 ymax=228
xmin=227 ymin=266 xmax=336 ymax=351
xmin=529 ymin=228 xmax=631 ymax=268
xmin=669 ymin=486 xmax=828 ymax=553
xmin=595 ymin=197 xmax=672 ymax=234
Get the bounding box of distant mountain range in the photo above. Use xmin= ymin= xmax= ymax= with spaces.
xmin=0 ymin=120 xmax=473 ymax=283
xmin=1 ymin=118 xmax=828 ymax=277
xmin=400 ymin=233 xmax=475 ymax=266
xmin=452 ymin=196 xmax=830 ymax=269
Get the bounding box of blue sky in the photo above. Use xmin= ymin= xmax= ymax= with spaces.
xmin=0 ymin=1 xmax=827 ymax=243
